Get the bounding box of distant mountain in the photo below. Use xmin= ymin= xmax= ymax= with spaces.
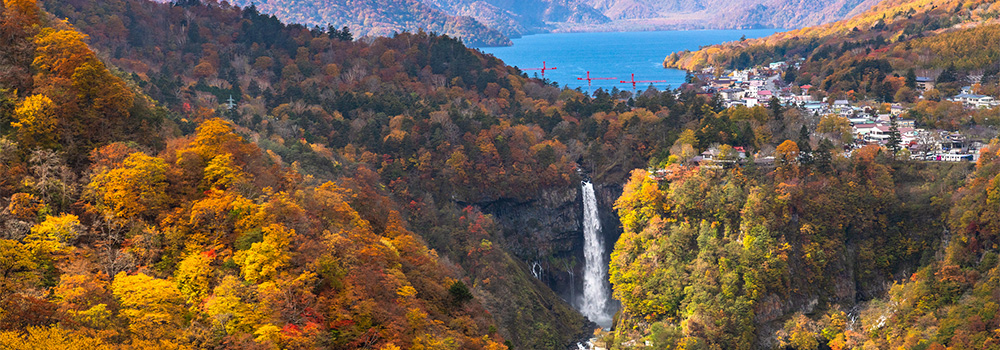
xmin=727 ymin=0 xmax=882 ymax=29
xmin=423 ymin=0 xmax=611 ymax=37
xmin=223 ymin=0 xmax=883 ymax=46
xmin=579 ymin=0 xmax=880 ymax=29
xmin=586 ymin=0 xmax=706 ymax=20
xmin=226 ymin=0 xmax=512 ymax=47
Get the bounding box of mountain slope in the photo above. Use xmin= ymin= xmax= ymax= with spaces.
xmin=35 ymin=0 xmax=676 ymax=347
xmin=730 ymin=0 xmax=882 ymax=29
xmin=209 ymin=0 xmax=879 ymax=47
xmin=586 ymin=0 xmax=706 ymax=20
xmin=423 ymin=0 xmax=610 ymax=37
xmin=0 ymin=0 xmax=511 ymax=349
xmin=579 ymin=0 xmax=880 ymax=29
xmin=226 ymin=0 xmax=512 ymax=47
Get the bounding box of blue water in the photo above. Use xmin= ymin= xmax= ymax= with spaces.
xmin=480 ymin=29 xmax=782 ymax=93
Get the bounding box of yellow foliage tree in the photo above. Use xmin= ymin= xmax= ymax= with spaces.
xmin=234 ymin=224 xmax=294 ymax=283
xmin=30 ymin=214 xmax=82 ymax=245
xmin=614 ymin=169 xmax=667 ymax=234
xmin=12 ymin=94 xmax=57 ymax=148
xmin=88 ymin=152 xmax=168 ymax=218
xmin=175 ymin=251 xmax=213 ymax=304
xmin=0 ymin=239 xmax=37 ymax=296
xmin=189 ymin=118 xmax=243 ymax=159
xmin=111 ymin=272 xmax=187 ymax=340
xmin=25 ymin=214 xmax=81 ymax=258
xmin=0 ymin=325 xmax=106 ymax=350
xmin=204 ymin=275 xmax=262 ymax=335
xmin=33 ymin=29 xmax=96 ymax=79
xmin=775 ymin=140 xmax=801 ymax=179
xmin=202 ymin=153 xmax=243 ymax=190
xmin=816 ymin=115 xmax=853 ymax=144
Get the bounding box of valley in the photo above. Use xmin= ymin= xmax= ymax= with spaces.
xmin=1 ymin=0 xmax=1000 ymax=349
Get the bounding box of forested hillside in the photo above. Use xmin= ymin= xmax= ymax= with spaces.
xmin=5 ymin=0 xmax=1000 ymax=348
xmin=0 ymin=0 xmax=511 ymax=348
xmin=610 ymin=146 xmax=975 ymax=349
xmin=3 ymin=0 xmax=715 ymax=347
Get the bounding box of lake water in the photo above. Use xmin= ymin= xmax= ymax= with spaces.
xmin=480 ymin=29 xmax=782 ymax=94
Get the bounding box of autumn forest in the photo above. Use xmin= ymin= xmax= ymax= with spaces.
xmin=2 ymin=0 xmax=1000 ymax=349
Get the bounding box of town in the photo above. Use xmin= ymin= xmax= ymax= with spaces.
xmin=677 ymin=59 xmax=998 ymax=167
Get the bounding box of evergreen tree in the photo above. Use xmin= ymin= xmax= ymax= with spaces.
xmin=905 ymin=68 xmax=917 ymax=89
xmin=768 ymin=96 xmax=783 ymax=119
xmin=887 ymin=117 xmax=902 ymax=158
xmin=710 ymin=93 xmax=724 ymax=112
xmin=815 ymin=138 xmax=834 ymax=172
xmin=784 ymin=68 xmax=797 ymax=84
xmin=739 ymin=122 xmax=757 ymax=150
xmin=936 ymin=64 xmax=958 ymax=84
xmin=798 ymin=125 xmax=813 ymax=165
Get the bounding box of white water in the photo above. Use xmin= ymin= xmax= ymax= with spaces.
xmin=580 ymin=181 xmax=612 ymax=328
xmin=531 ymin=261 xmax=543 ymax=279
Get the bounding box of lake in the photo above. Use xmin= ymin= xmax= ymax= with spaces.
xmin=480 ymin=29 xmax=782 ymax=94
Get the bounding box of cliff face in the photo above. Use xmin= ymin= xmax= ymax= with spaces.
xmin=471 ymin=181 xmax=623 ymax=324
xmin=752 ymin=238 xmax=908 ymax=348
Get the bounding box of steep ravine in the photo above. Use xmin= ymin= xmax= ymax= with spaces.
xmin=469 ymin=181 xmax=624 ymax=336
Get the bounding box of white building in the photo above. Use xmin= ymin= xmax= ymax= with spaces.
xmin=952 ymin=93 xmax=998 ymax=109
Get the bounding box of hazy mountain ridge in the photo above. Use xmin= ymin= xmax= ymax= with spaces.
xmin=585 ymin=0 xmax=706 ymax=20
xmin=726 ymin=0 xmax=883 ymax=29
xmin=423 ymin=0 xmax=611 ymax=37
xmin=578 ymin=0 xmax=880 ymax=28
xmin=226 ymin=0 xmax=513 ymax=46
xmin=216 ymin=0 xmax=882 ymax=47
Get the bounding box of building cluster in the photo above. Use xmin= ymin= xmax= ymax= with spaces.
xmin=842 ymin=103 xmax=983 ymax=161
xmin=683 ymin=61 xmax=997 ymax=165
xmin=699 ymin=62 xmax=792 ymax=109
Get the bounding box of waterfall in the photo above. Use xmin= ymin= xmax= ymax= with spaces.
xmin=531 ymin=261 xmax=543 ymax=279
xmin=580 ymin=181 xmax=612 ymax=328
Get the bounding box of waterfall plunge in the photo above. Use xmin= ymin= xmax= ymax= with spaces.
xmin=580 ymin=181 xmax=612 ymax=329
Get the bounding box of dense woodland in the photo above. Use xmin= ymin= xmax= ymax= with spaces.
xmin=0 ymin=0 xmax=723 ymax=347
xmin=0 ymin=0 xmax=514 ymax=348
xmin=2 ymin=0 xmax=1000 ymax=348
xmin=607 ymin=139 xmax=1000 ymax=349
xmin=609 ymin=144 xmax=978 ymax=349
